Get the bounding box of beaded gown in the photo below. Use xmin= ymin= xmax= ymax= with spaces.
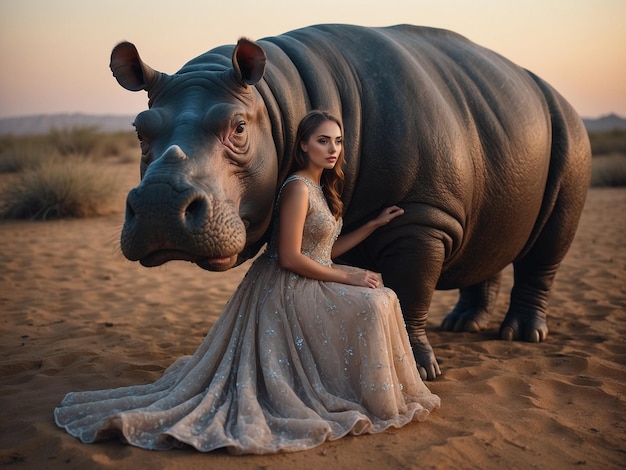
xmin=54 ymin=175 xmax=440 ymax=454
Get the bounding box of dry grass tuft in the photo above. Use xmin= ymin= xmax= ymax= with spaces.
xmin=591 ymin=153 xmax=626 ymax=187
xmin=0 ymin=127 xmax=138 ymax=220
xmin=47 ymin=126 xmax=103 ymax=157
xmin=0 ymin=136 xmax=54 ymax=172
xmin=0 ymin=128 xmax=139 ymax=173
xmin=0 ymin=156 xmax=120 ymax=220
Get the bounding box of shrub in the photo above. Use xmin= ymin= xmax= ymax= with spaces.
xmin=97 ymin=131 xmax=140 ymax=162
xmin=0 ymin=136 xmax=55 ymax=172
xmin=590 ymin=153 xmax=626 ymax=187
xmin=0 ymin=129 xmax=140 ymax=174
xmin=47 ymin=126 xmax=104 ymax=157
xmin=0 ymin=156 xmax=120 ymax=220
xmin=588 ymin=129 xmax=626 ymax=156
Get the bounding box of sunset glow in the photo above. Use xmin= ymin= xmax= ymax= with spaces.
xmin=1 ymin=0 xmax=624 ymax=119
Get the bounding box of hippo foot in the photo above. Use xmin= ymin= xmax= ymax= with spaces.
xmin=499 ymin=312 xmax=548 ymax=342
xmin=440 ymin=307 xmax=490 ymax=333
xmin=409 ymin=335 xmax=441 ymax=381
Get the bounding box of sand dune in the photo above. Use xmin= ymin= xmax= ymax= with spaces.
xmin=0 ymin=165 xmax=624 ymax=468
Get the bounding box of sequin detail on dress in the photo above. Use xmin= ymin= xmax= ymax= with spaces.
xmin=54 ymin=174 xmax=440 ymax=454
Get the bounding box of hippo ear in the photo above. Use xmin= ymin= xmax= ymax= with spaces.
xmin=110 ymin=41 xmax=161 ymax=92
xmin=232 ymin=38 xmax=266 ymax=86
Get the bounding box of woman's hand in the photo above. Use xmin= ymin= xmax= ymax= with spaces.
xmin=331 ymin=205 xmax=405 ymax=259
xmin=346 ymin=270 xmax=382 ymax=289
xmin=371 ymin=205 xmax=405 ymax=228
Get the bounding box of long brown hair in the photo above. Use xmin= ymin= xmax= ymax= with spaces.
xmin=290 ymin=110 xmax=345 ymax=219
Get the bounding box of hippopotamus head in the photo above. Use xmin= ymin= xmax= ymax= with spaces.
xmin=110 ymin=40 xmax=276 ymax=271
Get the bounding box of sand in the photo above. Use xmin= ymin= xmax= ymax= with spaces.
xmin=1 ymin=163 xmax=624 ymax=469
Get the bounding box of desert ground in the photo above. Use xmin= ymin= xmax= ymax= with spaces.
xmin=0 ymin=161 xmax=624 ymax=469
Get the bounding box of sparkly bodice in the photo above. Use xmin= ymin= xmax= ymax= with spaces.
xmin=267 ymin=175 xmax=343 ymax=267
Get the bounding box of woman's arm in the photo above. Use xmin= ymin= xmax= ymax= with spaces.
xmin=331 ymin=206 xmax=404 ymax=259
xmin=278 ymin=181 xmax=380 ymax=288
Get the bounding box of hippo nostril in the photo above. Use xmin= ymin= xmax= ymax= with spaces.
xmin=183 ymin=196 xmax=207 ymax=227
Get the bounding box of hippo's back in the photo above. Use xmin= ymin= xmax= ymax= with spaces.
xmin=254 ymin=24 xmax=561 ymax=282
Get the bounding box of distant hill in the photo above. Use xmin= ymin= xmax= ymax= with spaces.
xmin=0 ymin=113 xmax=136 ymax=136
xmin=582 ymin=114 xmax=626 ymax=132
xmin=1 ymin=112 xmax=625 ymax=136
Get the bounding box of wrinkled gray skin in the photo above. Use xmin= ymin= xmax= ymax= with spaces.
xmin=111 ymin=24 xmax=591 ymax=380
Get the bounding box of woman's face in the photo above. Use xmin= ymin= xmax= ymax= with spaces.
xmin=300 ymin=120 xmax=342 ymax=171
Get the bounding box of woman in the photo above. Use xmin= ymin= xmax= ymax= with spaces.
xmin=54 ymin=110 xmax=440 ymax=454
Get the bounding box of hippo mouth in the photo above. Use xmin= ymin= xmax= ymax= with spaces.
xmin=140 ymin=249 xmax=238 ymax=271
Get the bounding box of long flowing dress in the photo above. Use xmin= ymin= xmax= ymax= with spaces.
xmin=54 ymin=175 xmax=440 ymax=454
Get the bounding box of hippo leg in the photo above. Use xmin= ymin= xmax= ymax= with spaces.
xmin=500 ymin=171 xmax=586 ymax=342
xmin=500 ymin=260 xmax=556 ymax=342
xmin=440 ymin=272 xmax=502 ymax=332
xmin=501 ymin=76 xmax=591 ymax=343
xmin=377 ymin=235 xmax=446 ymax=381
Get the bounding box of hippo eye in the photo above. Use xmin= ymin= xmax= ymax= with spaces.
xmin=228 ymin=120 xmax=247 ymax=147
xmin=133 ymin=124 xmax=151 ymax=164
xmin=133 ymin=125 xmax=145 ymax=145
xmin=136 ymin=133 xmax=150 ymax=157
xmin=224 ymin=115 xmax=249 ymax=159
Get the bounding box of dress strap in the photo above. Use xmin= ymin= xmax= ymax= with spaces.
xmin=281 ymin=174 xmax=321 ymax=190
xmin=277 ymin=175 xmax=320 ymax=206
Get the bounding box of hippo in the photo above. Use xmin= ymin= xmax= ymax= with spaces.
xmin=110 ymin=24 xmax=591 ymax=380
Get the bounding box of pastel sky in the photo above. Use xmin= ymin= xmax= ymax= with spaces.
xmin=1 ymin=0 xmax=624 ymax=119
